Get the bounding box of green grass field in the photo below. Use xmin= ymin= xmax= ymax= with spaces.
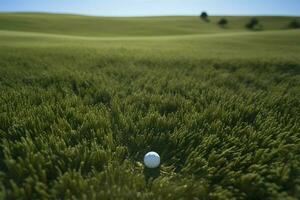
xmin=0 ymin=13 xmax=300 ymax=199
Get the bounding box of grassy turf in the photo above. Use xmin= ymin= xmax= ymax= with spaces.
xmin=0 ymin=13 xmax=300 ymax=199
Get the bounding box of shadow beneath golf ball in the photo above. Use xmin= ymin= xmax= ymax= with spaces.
xmin=144 ymin=166 xmax=160 ymax=182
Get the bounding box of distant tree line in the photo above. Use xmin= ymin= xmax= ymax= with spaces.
xmin=199 ymin=11 xmax=300 ymax=30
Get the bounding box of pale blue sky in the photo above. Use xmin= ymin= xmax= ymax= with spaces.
xmin=0 ymin=0 xmax=299 ymax=16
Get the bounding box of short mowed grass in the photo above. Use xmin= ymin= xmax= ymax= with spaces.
xmin=0 ymin=13 xmax=300 ymax=199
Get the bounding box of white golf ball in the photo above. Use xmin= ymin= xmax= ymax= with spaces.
xmin=144 ymin=151 xmax=160 ymax=168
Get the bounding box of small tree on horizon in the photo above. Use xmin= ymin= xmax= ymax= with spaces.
xmin=288 ymin=20 xmax=300 ymax=29
xmin=246 ymin=18 xmax=261 ymax=30
xmin=200 ymin=12 xmax=209 ymax=22
xmin=218 ymin=18 xmax=228 ymax=27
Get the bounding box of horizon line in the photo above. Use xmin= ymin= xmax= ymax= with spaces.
xmin=1 ymin=11 xmax=300 ymax=18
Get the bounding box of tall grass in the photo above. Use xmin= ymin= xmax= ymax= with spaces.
xmin=0 ymin=48 xmax=299 ymax=199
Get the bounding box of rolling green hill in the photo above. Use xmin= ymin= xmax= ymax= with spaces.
xmin=0 ymin=13 xmax=300 ymax=199
xmin=0 ymin=13 xmax=299 ymax=36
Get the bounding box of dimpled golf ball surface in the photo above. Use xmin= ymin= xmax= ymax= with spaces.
xmin=144 ymin=152 xmax=160 ymax=168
